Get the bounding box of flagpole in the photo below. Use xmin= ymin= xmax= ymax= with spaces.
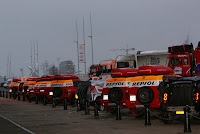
xmin=83 ymin=17 xmax=86 ymax=74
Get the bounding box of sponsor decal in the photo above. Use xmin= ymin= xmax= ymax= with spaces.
xmin=35 ymin=84 xmax=49 ymax=87
xmin=197 ymin=63 xmax=200 ymax=74
xmin=178 ymin=55 xmax=187 ymax=57
xmin=51 ymin=83 xmax=73 ymax=87
xmin=65 ymin=83 xmax=73 ymax=87
xmin=129 ymin=80 xmax=162 ymax=87
xmin=104 ymin=81 xmax=130 ymax=88
xmin=51 ymin=83 xmax=64 ymax=87
xmin=174 ymin=67 xmax=182 ymax=74
xmin=11 ymin=84 xmax=19 ymax=87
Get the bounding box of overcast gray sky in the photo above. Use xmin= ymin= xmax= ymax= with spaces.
xmin=1 ymin=0 xmax=200 ymax=77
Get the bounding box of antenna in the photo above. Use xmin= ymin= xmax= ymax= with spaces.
xmin=185 ymin=25 xmax=190 ymax=44
xmin=89 ymin=12 xmax=94 ymax=65
xmin=83 ymin=17 xmax=86 ymax=74
xmin=109 ymin=47 xmax=135 ymax=55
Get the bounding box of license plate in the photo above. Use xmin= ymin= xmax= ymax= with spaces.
xmin=108 ymin=103 xmax=116 ymax=106
xmin=176 ymin=111 xmax=184 ymax=114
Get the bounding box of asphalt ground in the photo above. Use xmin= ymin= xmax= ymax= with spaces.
xmin=0 ymin=87 xmax=200 ymax=134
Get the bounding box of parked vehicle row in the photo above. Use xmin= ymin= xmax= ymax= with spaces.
xmin=4 ymin=42 xmax=200 ymax=124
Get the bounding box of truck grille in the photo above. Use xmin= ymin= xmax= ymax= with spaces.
xmin=171 ymin=83 xmax=194 ymax=106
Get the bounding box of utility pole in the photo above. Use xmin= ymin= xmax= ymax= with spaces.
xmin=89 ymin=12 xmax=94 ymax=65
xmin=9 ymin=52 xmax=11 ymax=79
xmin=30 ymin=40 xmax=33 ymax=68
xmin=83 ymin=17 xmax=86 ymax=74
xmin=57 ymin=58 xmax=60 ymax=75
xmin=33 ymin=40 xmax=35 ymax=68
xmin=7 ymin=53 xmax=8 ymax=79
xmin=36 ymin=40 xmax=39 ymax=75
xmin=75 ymin=20 xmax=80 ymax=74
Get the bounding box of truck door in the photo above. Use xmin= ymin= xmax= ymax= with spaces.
xmin=169 ymin=55 xmax=191 ymax=76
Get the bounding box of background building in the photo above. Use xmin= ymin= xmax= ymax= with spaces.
xmin=59 ymin=60 xmax=75 ymax=74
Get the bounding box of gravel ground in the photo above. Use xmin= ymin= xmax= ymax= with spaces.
xmin=0 ymin=87 xmax=200 ymax=134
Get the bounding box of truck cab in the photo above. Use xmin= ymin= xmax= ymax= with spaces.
xmin=167 ymin=43 xmax=200 ymax=76
xmin=167 ymin=53 xmax=191 ymax=76
xmin=89 ymin=65 xmax=99 ymax=79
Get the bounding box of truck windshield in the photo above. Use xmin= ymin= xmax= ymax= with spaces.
xmin=90 ymin=68 xmax=97 ymax=74
xmin=170 ymin=57 xmax=182 ymax=67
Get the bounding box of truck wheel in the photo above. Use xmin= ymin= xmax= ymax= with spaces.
xmin=137 ymin=87 xmax=154 ymax=105
xmin=43 ymin=97 xmax=47 ymax=105
xmin=162 ymin=111 xmax=174 ymax=124
xmin=52 ymin=99 xmax=56 ymax=107
xmin=71 ymin=94 xmax=75 ymax=105
xmin=29 ymin=95 xmax=31 ymax=102
xmin=35 ymin=95 xmax=39 ymax=104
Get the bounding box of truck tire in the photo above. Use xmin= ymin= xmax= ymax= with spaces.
xmin=108 ymin=87 xmax=123 ymax=103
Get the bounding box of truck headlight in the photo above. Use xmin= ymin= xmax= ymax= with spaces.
xmin=103 ymin=95 xmax=108 ymax=100
xmin=130 ymin=95 xmax=136 ymax=101
xmin=27 ymin=89 xmax=29 ymax=92
xmin=49 ymin=92 xmax=53 ymax=96
xmin=75 ymin=94 xmax=78 ymax=99
xmin=22 ymin=90 xmax=24 ymax=92
xmin=9 ymin=89 xmax=12 ymax=93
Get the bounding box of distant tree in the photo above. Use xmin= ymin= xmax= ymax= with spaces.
xmin=48 ymin=64 xmax=58 ymax=75
xmin=41 ymin=60 xmax=49 ymax=76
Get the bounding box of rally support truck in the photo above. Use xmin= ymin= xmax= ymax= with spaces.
xmin=158 ymin=76 xmax=200 ymax=123
xmin=34 ymin=76 xmax=54 ymax=105
xmin=101 ymin=68 xmax=138 ymax=112
xmin=89 ymin=59 xmax=116 ymax=80
xmin=75 ymin=79 xmax=106 ymax=110
xmin=126 ymin=65 xmax=174 ymax=115
xmin=22 ymin=77 xmax=39 ymax=101
xmin=9 ymin=79 xmax=21 ymax=99
xmin=48 ymin=75 xmax=81 ymax=107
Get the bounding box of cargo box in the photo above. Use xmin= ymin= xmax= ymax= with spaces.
xmin=138 ymin=65 xmax=174 ymax=75
xmin=111 ymin=68 xmax=138 ymax=77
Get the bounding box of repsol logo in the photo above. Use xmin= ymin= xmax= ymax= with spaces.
xmin=51 ymin=84 xmax=63 ymax=87
xmin=105 ymin=82 xmax=125 ymax=87
xmin=131 ymin=81 xmax=155 ymax=87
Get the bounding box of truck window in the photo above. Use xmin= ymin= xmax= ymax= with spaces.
xmin=170 ymin=57 xmax=182 ymax=67
xmin=103 ymin=66 xmax=107 ymax=70
xmin=184 ymin=58 xmax=188 ymax=65
xmin=117 ymin=62 xmax=129 ymax=68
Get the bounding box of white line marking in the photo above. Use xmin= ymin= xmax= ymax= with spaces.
xmin=0 ymin=114 xmax=35 ymax=134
